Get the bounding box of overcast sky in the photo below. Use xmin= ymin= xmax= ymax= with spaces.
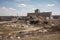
xmin=0 ymin=0 xmax=60 ymax=16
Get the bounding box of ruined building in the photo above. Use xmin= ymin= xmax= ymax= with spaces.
xmin=27 ymin=9 xmax=52 ymax=19
xmin=27 ymin=9 xmax=60 ymax=19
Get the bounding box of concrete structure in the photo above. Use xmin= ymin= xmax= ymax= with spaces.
xmin=27 ymin=9 xmax=52 ymax=19
xmin=52 ymin=15 xmax=60 ymax=19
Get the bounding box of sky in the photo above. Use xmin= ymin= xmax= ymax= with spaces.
xmin=0 ymin=0 xmax=60 ymax=16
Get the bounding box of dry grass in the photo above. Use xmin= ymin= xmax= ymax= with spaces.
xmin=20 ymin=33 xmax=60 ymax=40
xmin=0 ymin=25 xmax=21 ymax=32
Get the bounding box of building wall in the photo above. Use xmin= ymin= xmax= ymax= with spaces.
xmin=52 ymin=15 xmax=60 ymax=19
xmin=27 ymin=9 xmax=52 ymax=19
xmin=0 ymin=16 xmax=17 ymax=21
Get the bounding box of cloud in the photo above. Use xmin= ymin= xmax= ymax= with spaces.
xmin=9 ymin=8 xmax=16 ymax=10
xmin=47 ymin=4 xmax=55 ymax=7
xmin=16 ymin=0 xmax=31 ymax=1
xmin=18 ymin=4 xmax=27 ymax=8
xmin=15 ymin=0 xmax=31 ymax=2
xmin=0 ymin=7 xmax=17 ymax=16
xmin=0 ymin=6 xmax=28 ymax=16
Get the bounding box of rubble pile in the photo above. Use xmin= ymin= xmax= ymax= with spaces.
xmin=26 ymin=16 xmax=60 ymax=33
xmin=0 ymin=16 xmax=60 ymax=40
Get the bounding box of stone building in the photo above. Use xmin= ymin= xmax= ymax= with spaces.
xmin=27 ymin=9 xmax=52 ymax=19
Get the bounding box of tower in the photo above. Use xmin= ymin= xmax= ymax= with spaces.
xmin=35 ymin=9 xmax=40 ymax=14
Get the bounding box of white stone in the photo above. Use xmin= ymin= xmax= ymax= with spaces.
xmin=43 ymin=29 xmax=47 ymax=32
xmin=51 ymin=24 xmax=54 ymax=26
xmin=10 ymin=36 xmax=14 ymax=39
xmin=17 ymin=36 xmax=20 ymax=39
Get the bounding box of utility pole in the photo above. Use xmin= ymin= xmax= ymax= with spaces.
xmin=17 ymin=12 xmax=18 ymax=20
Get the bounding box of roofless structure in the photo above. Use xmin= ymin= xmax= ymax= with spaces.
xmin=27 ymin=9 xmax=52 ymax=19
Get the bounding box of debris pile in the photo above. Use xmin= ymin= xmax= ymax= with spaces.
xmin=0 ymin=15 xmax=60 ymax=40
